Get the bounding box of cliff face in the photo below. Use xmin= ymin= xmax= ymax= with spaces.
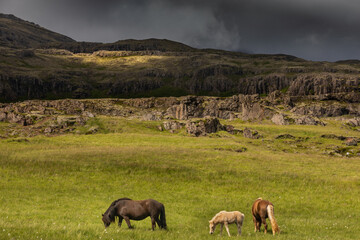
xmin=1 ymin=70 xmax=359 ymax=102
xmin=0 ymin=74 xmax=84 ymax=101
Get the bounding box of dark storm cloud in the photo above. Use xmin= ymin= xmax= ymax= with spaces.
xmin=1 ymin=0 xmax=360 ymax=61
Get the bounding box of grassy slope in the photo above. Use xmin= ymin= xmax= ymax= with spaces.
xmin=1 ymin=118 xmax=360 ymax=239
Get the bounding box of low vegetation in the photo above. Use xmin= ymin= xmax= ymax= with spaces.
xmin=1 ymin=117 xmax=360 ymax=239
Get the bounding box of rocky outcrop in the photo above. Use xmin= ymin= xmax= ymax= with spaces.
xmin=1 ymin=94 xmax=359 ymax=126
xmin=185 ymin=118 xmax=223 ymax=136
xmin=161 ymin=121 xmax=185 ymax=132
xmin=142 ymin=112 xmax=162 ymax=121
xmin=344 ymin=137 xmax=358 ymax=146
xmin=166 ymin=96 xmax=204 ymax=120
xmin=243 ymin=128 xmax=260 ymax=139
xmin=265 ymin=90 xmax=294 ymax=108
xmin=271 ymin=114 xmax=289 ymax=125
xmin=294 ymin=116 xmax=325 ymax=126
xmin=288 ymin=74 xmax=359 ymax=97
xmin=321 ymin=134 xmax=346 ymax=140
xmin=275 ymin=134 xmax=296 ymax=139
xmin=345 ymin=118 xmax=360 ymax=127
xmin=291 ymin=104 xmax=350 ymax=117
xmin=185 ymin=118 xmax=240 ymax=137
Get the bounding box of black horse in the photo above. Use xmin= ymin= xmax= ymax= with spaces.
xmin=102 ymin=198 xmax=167 ymax=230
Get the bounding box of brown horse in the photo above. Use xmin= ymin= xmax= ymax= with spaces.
xmin=252 ymin=198 xmax=280 ymax=235
xmin=102 ymin=198 xmax=167 ymax=230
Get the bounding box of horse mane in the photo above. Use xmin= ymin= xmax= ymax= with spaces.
xmin=209 ymin=211 xmax=226 ymax=223
xmin=103 ymin=198 xmax=132 ymax=222
xmin=110 ymin=198 xmax=132 ymax=207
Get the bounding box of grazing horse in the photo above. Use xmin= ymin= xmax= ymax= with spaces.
xmin=102 ymin=198 xmax=167 ymax=230
xmin=209 ymin=211 xmax=245 ymax=236
xmin=252 ymin=198 xmax=280 ymax=235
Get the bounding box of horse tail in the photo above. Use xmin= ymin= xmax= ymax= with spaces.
xmin=160 ymin=204 xmax=167 ymax=230
xmin=266 ymin=205 xmax=280 ymax=235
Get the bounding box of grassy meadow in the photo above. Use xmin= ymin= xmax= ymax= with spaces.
xmin=1 ymin=117 xmax=360 ymax=239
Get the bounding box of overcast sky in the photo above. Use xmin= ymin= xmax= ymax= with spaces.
xmin=1 ymin=0 xmax=360 ymax=61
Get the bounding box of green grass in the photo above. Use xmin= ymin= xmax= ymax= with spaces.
xmin=1 ymin=118 xmax=360 ymax=239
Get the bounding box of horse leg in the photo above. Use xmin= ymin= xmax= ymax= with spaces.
xmin=253 ymin=215 xmax=258 ymax=232
xmin=151 ymin=217 xmax=156 ymax=231
xmin=123 ymin=216 xmax=133 ymax=229
xmin=224 ymin=222 xmax=231 ymax=237
xmin=237 ymin=222 xmax=242 ymax=236
xmin=118 ymin=216 xmax=123 ymax=227
xmin=219 ymin=223 xmax=223 ymax=236
xmin=258 ymin=220 xmax=262 ymax=232
xmin=155 ymin=215 xmax=162 ymax=229
xmin=261 ymin=217 xmax=267 ymax=234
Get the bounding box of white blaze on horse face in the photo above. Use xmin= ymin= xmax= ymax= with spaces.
xmin=209 ymin=222 xmax=215 ymax=234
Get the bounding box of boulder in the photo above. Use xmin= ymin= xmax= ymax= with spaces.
xmin=321 ymin=134 xmax=346 ymax=140
xmin=295 ymin=116 xmax=325 ymax=126
xmin=56 ymin=116 xmax=86 ymax=128
xmin=6 ymin=112 xmax=26 ymax=125
xmin=162 ymin=121 xmax=184 ymax=131
xmin=265 ymin=90 xmax=294 ymax=108
xmin=275 ymin=134 xmax=296 ymax=139
xmin=44 ymin=127 xmax=52 ymax=134
xmin=291 ymin=104 xmax=349 ymax=117
xmin=142 ymin=113 xmax=161 ymax=121
xmin=185 ymin=118 xmax=223 ymax=137
xmin=86 ymin=126 xmax=99 ymax=135
xmin=243 ymin=128 xmax=260 ymax=139
xmin=82 ymin=111 xmax=95 ymax=118
xmin=271 ymin=114 xmax=289 ymax=125
xmin=344 ymin=137 xmax=358 ymax=146
xmin=166 ymin=96 xmax=204 ymax=120
xmin=346 ymin=118 xmax=360 ymax=127
xmin=222 ymin=125 xmax=242 ymax=135
xmin=0 ymin=112 xmax=7 ymax=121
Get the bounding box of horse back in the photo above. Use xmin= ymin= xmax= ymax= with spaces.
xmin=118 ymin=199 xmax=163 ymax=219
xmin=252 ymin=199 xmax=272 ymax=219
xmin=139 ymin=198 xmax=161 ymax=206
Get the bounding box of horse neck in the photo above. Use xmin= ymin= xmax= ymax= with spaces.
xmin=108 ymin=205 xmax=118 ymax=220
xmin=211 ymin=213 xmax=223 ymax=224
xmin=105 ymin=201 xmax=122 ymax=221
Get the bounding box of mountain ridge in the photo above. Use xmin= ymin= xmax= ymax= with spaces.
xmin=0 ymin=13 xmax=75 ymax=48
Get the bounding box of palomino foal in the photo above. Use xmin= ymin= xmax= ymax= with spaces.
xmin=209 ymin=210 xmax=245 ymax=236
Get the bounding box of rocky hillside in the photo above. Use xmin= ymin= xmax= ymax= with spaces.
xmin=0 ymin=13 xmax=360 ymax=103
xmin=1 ymin=93 xmax=360 ymax=138
xmin=0 ymin=13 xmax=75 ymax=48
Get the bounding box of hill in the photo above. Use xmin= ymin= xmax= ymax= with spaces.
xmin=0 ymin=13 xmax=360 ymax=104
xmin=44 ymin=38 xmax=195 ymax=53
xmin=0 ymin=13 xmax=75 ymax=48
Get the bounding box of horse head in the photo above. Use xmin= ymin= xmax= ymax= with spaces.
xmin=209 ymin=220 xmax=216 ymax=234
xmin=101 ymin=213 xmax=111 ymax=228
